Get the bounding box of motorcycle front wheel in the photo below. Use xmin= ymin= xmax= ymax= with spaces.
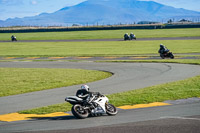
xmin=71 ymin=104 xmax=89 ymax=119
xmin=169 ymin=53 xmax=174 ymax=59
xmin=106 ymin=103 xmax=118 ymax=116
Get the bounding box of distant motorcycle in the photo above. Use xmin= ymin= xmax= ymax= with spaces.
xmin=160 ymin=50 xmax=174 ymax=59
xmin=65 ymin=94 xmax=117 ymax=119
xmin=11 ymin=36 xmax=17 ymax=41
xmin=130 ymin=33 xmax=136 ymax=40
xmin=124 ymin=33 xmax=130 ymax=41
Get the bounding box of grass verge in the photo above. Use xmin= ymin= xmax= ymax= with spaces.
xmin=0 ymin=28 xmax=200 ymax=41
xmin=108 ymin=75 xmax=200 ymax=107
xmin=18 ymin=59 xmax=200 ymax=114
xmin=0 ymin=40 xmax=200 ymax=57
xmin=0 ymin=68 xmax=112 ymax=97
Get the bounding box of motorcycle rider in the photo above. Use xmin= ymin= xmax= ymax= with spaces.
xmin=124 ymin=33 xmax=130 ymax=40
xmin=76 ymin=85 xmax=101 ymax=105
xmin=11 ymin=35 xmax=17 ymax=41
xmin=158 ymin=44 xmax=169 ymax=54
xmin=130 ymin=33 xmax=136 ymax=40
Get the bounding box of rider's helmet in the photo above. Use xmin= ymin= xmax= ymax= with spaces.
xmin=81 ymin=84 xmax=89 ymax=92
xmin=160 ymin=44 xmax=164 ymax=48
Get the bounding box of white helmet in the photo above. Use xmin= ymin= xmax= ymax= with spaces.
xmin=81 ymin=85 xmax=89 ymax=91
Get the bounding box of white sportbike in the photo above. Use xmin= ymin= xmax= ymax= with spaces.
xmin=65 ymin=94 xmax=118 ymax=119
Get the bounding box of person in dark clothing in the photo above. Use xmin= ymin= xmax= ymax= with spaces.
xmin=130 ymin=33 xmax=136 ymax=40
xmin=76 ymin=85 xmax=101 ymax=104
xmin=158 ymin=44 xmax=169 ymax=54
xmin=11 ymin=35 xmax=17 ymax=41
xmin=124 ymin=33 xmax=130 ymax=40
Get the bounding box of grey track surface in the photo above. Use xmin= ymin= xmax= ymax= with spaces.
xmin=0 ymin=62 xmax=200 ymax=115
xmin=0 ymin=36 xmax=200 ymax=42
xmin=1 ymin=102 xmax=200 ymax=133
xmin=0 ymin=62 xmax=200 ymax=133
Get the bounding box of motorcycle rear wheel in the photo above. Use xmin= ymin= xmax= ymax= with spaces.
xmin=72 ymin=104 xmax=89 ymax=119
xmin=106 ymin=103 xmax=118 ymax=116
xmin=160 ymin=54 xmax=165 ymax=59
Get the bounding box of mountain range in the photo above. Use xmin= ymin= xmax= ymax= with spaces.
xmin=1 ymin=0 xmax=200 ymax=27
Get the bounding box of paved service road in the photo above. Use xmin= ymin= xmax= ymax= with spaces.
xmin=0 ymin=61 xmax=200 ymax=132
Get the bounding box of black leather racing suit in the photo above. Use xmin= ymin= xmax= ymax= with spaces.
xmin=76 ymin=89 xmax=101 ymax=104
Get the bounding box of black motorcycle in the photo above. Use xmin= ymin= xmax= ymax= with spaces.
xmin=11 ymin=36 xmax=17 ymax=41
xmin=124 ymin=34 xmax=130 ymax=41
xmin=160 ymin=50 xmax=174 ymax=59
xmin=130 ymin=34 xmax=136 ymax=40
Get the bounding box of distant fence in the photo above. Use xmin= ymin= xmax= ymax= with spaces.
xmin=165 ymin=23 xmax=200 ymax=29
xmin=0 ymin=23 xmax=200 ymax=33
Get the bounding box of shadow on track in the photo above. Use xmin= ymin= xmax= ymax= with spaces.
xmin=28 ymin=113 xmax=110 ymax=121
xmin=28 ymin=115 xmax=75 ymax=121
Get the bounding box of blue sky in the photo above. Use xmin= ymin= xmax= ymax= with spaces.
xmin=0 ymin=0 xmax=200 ymax=20
xmin=141 ymin=0 xmax=200 ymax=12
xmin=0 ymin=0 xmax=85 ymax=20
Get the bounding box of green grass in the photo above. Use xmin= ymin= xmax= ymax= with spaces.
xmin=0 ymin=68 xmax=112 ymax=97
xmin=19 ymin=70 xmax=200 ymax=114
xmin=18 ymin=59 xmax=200 ymax=114
xmin=19 ymin=102 xmax=72 ymax=115
xmin=0 ymin=40 xmax=200 ymax=57
xmin=108 ymin=75 xmax=200 ymax=107
xmin=0 ymin=28 xmax=199 ymax=114
xmin=0 ymin=28 xmax=200 ymax=41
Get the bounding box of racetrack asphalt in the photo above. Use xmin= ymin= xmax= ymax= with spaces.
xmin=1 ymin=100 xmax=200 ymax=133
xmin=0 ymin=62 xmax=200 ymax=133
xmin=0 ymin=62 xmax=200 ymax=115
xmin=17 ymin=114 xmax=200 ymax=133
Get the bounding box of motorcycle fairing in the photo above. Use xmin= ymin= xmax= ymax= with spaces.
xmin=65 ymin=96 xmax=83 ymax=104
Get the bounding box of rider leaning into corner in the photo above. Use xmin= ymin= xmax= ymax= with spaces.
xmin=158 ymin=44 xmax=169 ymax=54
xmin=11 ymin=35 xmax=16 ymax=39
xmin=76 ymin=85 xmax=102 ymax=105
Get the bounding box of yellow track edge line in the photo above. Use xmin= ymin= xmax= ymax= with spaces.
xmin=118 ymin=102 xmax=171 ymax=110
xmin=0 ymin=112 xmax=70 ymax=122
xmin=0 ymin=102 xmax=171 ymax=122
